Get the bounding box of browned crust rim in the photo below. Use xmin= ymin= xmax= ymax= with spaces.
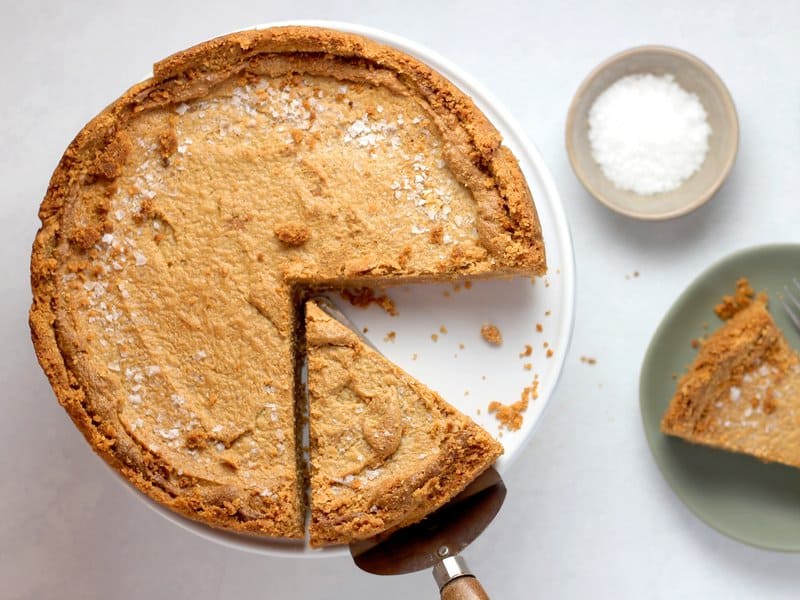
xmin=309 ymin=424 xmax=502 ymax=546
xmin=309 ymin=402 xmax=503 ymax=546
xmin=29 ymin=26 xmax=543 ymax=540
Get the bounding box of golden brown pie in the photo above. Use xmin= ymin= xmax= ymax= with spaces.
xmin=305 ymin=300 xmax=503 ymax=546
xmin=29 ymin=26 xmax=544 ymax=539
xmin=661 ymin=297 xmax=800 ymax=467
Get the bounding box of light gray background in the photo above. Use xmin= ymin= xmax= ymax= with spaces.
xmin=2 ymin=1 xmax=798 ymax=598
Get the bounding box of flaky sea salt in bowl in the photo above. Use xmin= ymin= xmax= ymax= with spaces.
xmin=566 ymin=46 xmax=739 ymax=220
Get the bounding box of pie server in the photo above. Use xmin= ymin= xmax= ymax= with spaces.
xmin=311 ymin=297 xmax=506 ymax=598
xmin=350 ymin=465 xmax=506 ymax=599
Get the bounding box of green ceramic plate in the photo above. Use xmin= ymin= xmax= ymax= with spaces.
xmin=641 ymin=244 xmax=800 ymax=551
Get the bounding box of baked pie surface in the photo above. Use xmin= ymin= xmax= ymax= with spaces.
xmin=30 ymin=26 xmax=545 ymax=538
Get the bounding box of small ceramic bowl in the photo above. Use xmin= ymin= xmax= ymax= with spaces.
xmin=566 ymin=46 xmax=739 ymax=220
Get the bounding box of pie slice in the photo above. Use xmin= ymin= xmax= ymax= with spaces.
xmin=305 ymin=300 xmax=503 ymax=546
xmin=661 ymin=298 xmax=800 ymax=467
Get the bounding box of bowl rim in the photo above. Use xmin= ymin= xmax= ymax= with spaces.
xmin=565 ymin=44 xmax=740 ymax=221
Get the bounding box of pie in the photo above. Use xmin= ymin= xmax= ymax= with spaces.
xmin=661 ymin=296 xmax=800 ymax=467
xmin=29 ymin=26 xmax=544 ymax=539
xmin=305 ymin=300 xmax=503 ymax=546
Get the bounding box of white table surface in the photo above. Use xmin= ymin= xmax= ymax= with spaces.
xmin=2 ymin=1 xmax=798 ymax=598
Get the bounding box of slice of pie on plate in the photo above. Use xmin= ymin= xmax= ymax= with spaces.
xmin=661 ymin=298 xmax=800 ymax=467
xmin=305 ymin=300 xmax=503 ymax=546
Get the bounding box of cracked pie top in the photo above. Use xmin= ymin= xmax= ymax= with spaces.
xmin=30 ymin=26 xmax=545 ymax=540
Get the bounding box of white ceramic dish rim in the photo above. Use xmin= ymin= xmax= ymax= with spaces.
xmin=106 ymin=19 xmax=576 ymax=558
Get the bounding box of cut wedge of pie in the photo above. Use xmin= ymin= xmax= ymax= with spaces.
xmin=661 ymin=298 xmax=800 ymax=467
xmin=305 ymin=300 xmax=503 ymax=546
xmin=30 ymin=26 xmax=543 ymax=539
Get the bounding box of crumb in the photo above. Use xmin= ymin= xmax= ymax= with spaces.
xmin=519 ymin=344 xmax=533 ymax=358
xmin=580 ymin=356 xmax=597 ymax=365
xmin=458 ymin=343 xmax=465 ymax=350
xmin=185 ymin=431 xmax=208 ymax=450
xmin=481 ymin=375 xmax=486 ymax=380
xmin=523 ymin=363 xmax=532 ymax=371
xmin=340 ymin=287 xmax=398 ymax=316
xmin=476 ymin=407 xmax=480 ymax=415
xmin=690 ymin=338 xmax=702 ymax=349
xmin=453 ymin=283 xmax=462 ymax=292
xmin=545 ymin=310 xmax=552 ymax=317
xmin=362 ymin=327 xmax=368 ymax=333
xmin=464 ymin=390 xmax=469 ymax=396
xmin=397 ymin=245 xmax=412 ymax=269
xmin=411 ymin=353 xmax=417 ymax=361
xmin=714 ymin=277 xmax=755 ymax=320
xmin=429 ymin=224 xmax=443 ymax=245
xmin=384 ymin=331 xmax=396 ymax=343
xmin=431 ymin=333 xmax=439 ymax=342
xmin=671 ymin=373 xmax=677 ymax=380
xmin=158 ymin=123 xmax=178 ymax=163
xmin=274 ymin=222 xmax=310 ymax=246
xmin=489 ymin=376 xmax=539 ymax=431
xmin=439 ymin=325 xmax=448 ymax=334
xmin=545 ymin=279 xmax=550 ymax=288
xmin=464 ymin=281 xmax=472 ymax=289
xmin=543 ymin=342 xmax=549 ymax=348
xmin=488 ymin=400 xmax=527 ymax=431
xmin=634 ymin=271 xmax=640 ymax=278
xmin=443 ymin=290 xmax=450 ymax=297
xmin=702 ymin=322 xmax=709 ymax=330
xmin=137 ymin=198 xmax=164 ymax=223
xmin=536 ymin=323 xmax=543 ymax=333
xmin=546 ymin=349 xmax=554 ymax=358
xmin=481 ymin=323 xmax=503 ymax=346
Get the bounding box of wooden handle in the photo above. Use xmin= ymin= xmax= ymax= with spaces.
xmin=441 ymin=576 xmax=490 ymax=600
